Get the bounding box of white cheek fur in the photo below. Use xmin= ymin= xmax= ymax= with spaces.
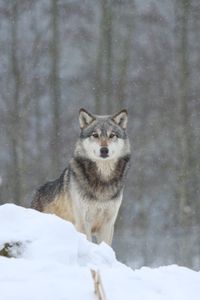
xmin=108 ymin=139 xmax=124 ymax=158
xmin=82 ymin=139 xmax=100 ymax=159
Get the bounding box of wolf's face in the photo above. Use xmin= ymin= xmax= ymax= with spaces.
xmin=77 ymin=109 xmax=130 ymax=161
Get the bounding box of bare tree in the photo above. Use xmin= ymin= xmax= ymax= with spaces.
xmin=50 ymin=0 xmax=61 ymax=176
xmin=94 ymin=0 xmax=113 ymax=114
xmin=9 ymin=1 xmax=22 ymax=205
xmin=176 ymin=0 xmax=191 ymax=225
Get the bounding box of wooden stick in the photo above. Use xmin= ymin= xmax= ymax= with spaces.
xmin=91 ymin=269 xmax=107 ymax=300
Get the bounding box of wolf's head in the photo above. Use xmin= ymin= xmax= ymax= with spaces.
xmin=75 ymin=108 xmax=130 ymax=161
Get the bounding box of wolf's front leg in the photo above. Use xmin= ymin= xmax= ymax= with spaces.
xmin=75 ymin=218 xmax=92 ymax=242
xmin=96 ymin=223 xmax=114 ymax=246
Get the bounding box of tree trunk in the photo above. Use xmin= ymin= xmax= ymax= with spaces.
xmin=177 ymin=0 xmax=191 ymax=226
xmin=50 ymin=0 xmax=61 ymax=176
xmin=116 ymin=26 xmax=132 ymax=110
xmin=175 ymin=0 xmax=192 ymax=266
xmin=94 ymin=0 xmax=113 ymax=114
xmin=103 ymin=0 xmax=113 ymax=112
xmin=10 ymin=2 xmax=21 ymax=205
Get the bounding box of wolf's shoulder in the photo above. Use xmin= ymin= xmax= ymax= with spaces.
xmin=45 ymin=166 xmax=68 ymax=188
xmin=33 ymin=167 xmax=69 ymax=202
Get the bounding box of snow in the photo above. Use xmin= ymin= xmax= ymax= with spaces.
xmin=0 ymin=204 xmax=200 ymax=300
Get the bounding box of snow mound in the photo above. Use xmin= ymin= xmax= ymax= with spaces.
xmin=0 ymin=204 xmax=200 ymax=300
xmin=0 ymin=204 xmax=116 ymax=267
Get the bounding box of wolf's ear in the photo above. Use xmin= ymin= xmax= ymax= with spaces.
xmin=79 ymin=108 xmax=96 ymax=129
xmin=112 ymin=109 xmax=128 ymax=129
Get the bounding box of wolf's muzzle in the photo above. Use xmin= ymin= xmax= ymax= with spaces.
xmin=100 ymin=147 xmax=109 ymax=158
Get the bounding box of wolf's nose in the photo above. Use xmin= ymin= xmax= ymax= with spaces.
xmin=100 ymin=147 xmax=109 ymax=157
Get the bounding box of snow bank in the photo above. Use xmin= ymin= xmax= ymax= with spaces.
xmin=0 ymin=204 xmax=116 ymax=267
xmin=0 ymin=204 xmax=200 ymax=300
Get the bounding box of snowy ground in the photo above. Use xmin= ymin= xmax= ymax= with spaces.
xmin=0 ymin=204 xmax=200 ymax=300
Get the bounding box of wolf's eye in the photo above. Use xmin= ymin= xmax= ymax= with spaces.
xmin=109 ymin=133 xmax=116 ymax=139
xmin=92 ymin=132 xmax=99 ymax=138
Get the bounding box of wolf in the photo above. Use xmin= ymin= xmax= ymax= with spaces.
xmin=31 ymin=108 xmax=131 ymax=245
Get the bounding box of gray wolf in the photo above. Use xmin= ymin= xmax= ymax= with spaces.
xmin=31 ymin=108 xmax=131 ymax=245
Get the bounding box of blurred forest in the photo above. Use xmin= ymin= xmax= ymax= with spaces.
xmin=0 ymin=0 xmax=199 ymax=270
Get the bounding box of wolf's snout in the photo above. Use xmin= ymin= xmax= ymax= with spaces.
xmin=100 ymin=147 xmax=109 ymax=158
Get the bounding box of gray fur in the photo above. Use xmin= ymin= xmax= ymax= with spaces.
xmin=31 ymin=109 xmax=131 ymax=245
xmin=80 ymin=117 xmax=128 ymax=140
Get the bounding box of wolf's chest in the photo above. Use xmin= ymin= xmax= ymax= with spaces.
xmin=82 ymin=198 xmax=121 ymax=232
xmin=71 ymin=180 xmax=122 ymax=212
